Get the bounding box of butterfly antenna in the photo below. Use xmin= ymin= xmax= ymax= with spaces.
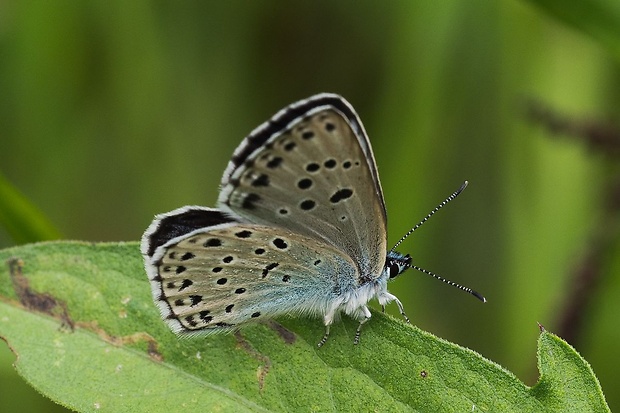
xmin=390 ymin=181 xmax=469 ymax=252
xmin=408 ymin=263 xmax=486 ymax=302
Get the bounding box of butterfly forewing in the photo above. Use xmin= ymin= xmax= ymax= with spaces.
xmin=149 ymin=221 xmax=358 ymax=335
xmin=219 ymin=101 xmax=387 ymax=282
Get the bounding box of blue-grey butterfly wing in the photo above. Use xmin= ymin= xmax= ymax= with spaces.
xmin=142 ymin=207 xmax=358 ymax=335
xmin=218 ymin=94 xmax=387 ymax=282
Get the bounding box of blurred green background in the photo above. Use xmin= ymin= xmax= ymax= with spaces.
xmin=1 ymin=1 xmax=619 ymax=412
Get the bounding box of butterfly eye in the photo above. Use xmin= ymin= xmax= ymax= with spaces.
xmin=389 ymin=263 xmax=400 ymax=279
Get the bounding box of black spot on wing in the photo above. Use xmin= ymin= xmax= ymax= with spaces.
xmin=189 ymin=295 xmax=202 ymax=306
xmin=324 ymin=159 xmax=337 ymax=169
xmin=235 ymin=230 xmax=252 ymax=238
xmin=180 ymin=252 xmax=195 ymax=261
xmin=262 ymin=262 xmax=279 ymax=278
xmin=266 ymin=156 xmax=283 ymax=169
xmin=204 ymin=238 xmax=222 ymax=247
xmin=330 ymin=188 xmax=353 ymax=203
xmin=300 ymin=200 xmax=316 ymax=211
xmin=178 ymin=279 xmax=193 ymax=291
xmin=199 ymin=311 xmax=212 ymax=323
xmin=301 ymin=130 xmax=315 ymax=139
xmin=242 ymin=193 xmax=261 ymax=210
xmin=273 ymin=238 xmax=288 ymax=249
xmin=297 ymin=178 xmax=313 ymax=189
xmin=251 ymin=174 xmax=270 ymax=187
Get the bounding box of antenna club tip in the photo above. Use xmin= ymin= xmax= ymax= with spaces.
xmin=472 ymin=290 xmax=486 ymax=303
xmin=459 ymin=181 xmax=469 ymax=191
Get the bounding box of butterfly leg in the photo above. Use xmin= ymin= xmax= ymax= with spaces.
xmin=353 ymin=306 xmax=372 ymax=345
xmin=318 ymin=308 xmax=338 ymax=347
xmin=393 ymin=296 xmax=410 ymax=323
xmin=317 ymin=325 xmax=331 ymax=348
xmin=379 ymin=292 xmax=410 ymax=323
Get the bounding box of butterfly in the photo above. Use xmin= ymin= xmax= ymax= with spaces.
xmin=141 ymin=93 xmax=483 ymax=347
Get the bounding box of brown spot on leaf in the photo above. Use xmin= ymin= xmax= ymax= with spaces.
xmin=267 ymin=320 xmax=297 ymax=344
xmin=7 ymin=257 xmax=75 ymax=331
xmin=5 ymin=258 xmax=163 ymax=362
xmin=79 ymin=321 xmax=163 ymax=362
xmin=234 ymin=331 xmax=271 ymax=392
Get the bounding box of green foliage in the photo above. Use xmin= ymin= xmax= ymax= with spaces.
xmin=0 ymin=242 xmax=609 ymax=412
xmin=0 ymin=173 xmax=62 ymax=244
xmin=526 ymin=0 xmax=620 ymax=60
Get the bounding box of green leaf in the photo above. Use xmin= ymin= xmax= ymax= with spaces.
xmin=0 ymin=242 xmax=610 ymax=412
xmin=532 ymin=328 xmax=610 ymax=411
xmin=525 ymin=0 xmax=620 ymax=60
xmin=0 ymin=172 xmax=62 ymax=244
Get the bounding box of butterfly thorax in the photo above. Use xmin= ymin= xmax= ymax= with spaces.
xmin=335 ymin=251 xmax=410 ymax=318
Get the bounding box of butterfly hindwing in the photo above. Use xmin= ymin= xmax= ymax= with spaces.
xmin=142 ymin=207 xmax=359 ymax=335
xmin=218 ymin=94 xmax=388 ymax=282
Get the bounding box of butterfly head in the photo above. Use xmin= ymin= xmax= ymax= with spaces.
xmin=385 ymin=251 xmax=412 ymax=280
